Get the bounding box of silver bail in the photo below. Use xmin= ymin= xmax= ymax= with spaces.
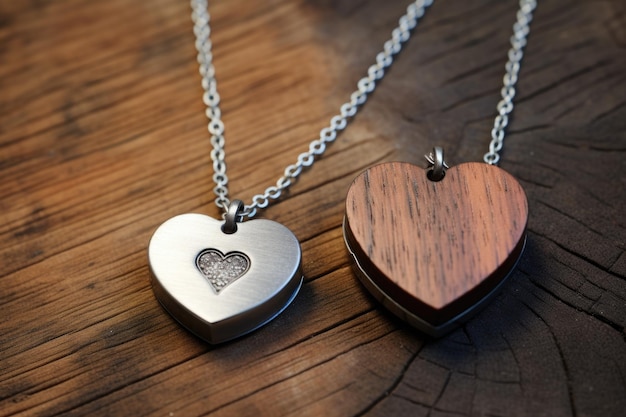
xmin=223 ymin=199 xmax=244 ymax=234
xmin=425 ymin=146 xmax=449 ymax=181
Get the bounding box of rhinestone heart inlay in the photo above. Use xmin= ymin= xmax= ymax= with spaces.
xmin=196 ymin=249 xmax=250 ymax=294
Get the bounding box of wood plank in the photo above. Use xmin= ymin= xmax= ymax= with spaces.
xmin=1 ymin=0 xmax=625 ymax=416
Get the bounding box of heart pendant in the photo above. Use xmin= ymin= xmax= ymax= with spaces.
xmin=343 ymin=161 xmax=528 ymax=337
xmin=148 ymin=212 xmax=302 ymax=344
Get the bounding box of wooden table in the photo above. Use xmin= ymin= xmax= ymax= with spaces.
xmin=2 ymin=1 xmax=625 ymax=416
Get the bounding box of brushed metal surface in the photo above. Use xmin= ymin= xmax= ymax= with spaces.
xmin=148 ymin=213 xmax=302 ymax=344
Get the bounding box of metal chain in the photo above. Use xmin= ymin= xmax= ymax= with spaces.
xmin=191 ymin=0 xmax=434 ymax=219
xmin=484 ymin=0 xmax=537 ymax=165
xmin=192 ymin=0 xmax=536 ymax=217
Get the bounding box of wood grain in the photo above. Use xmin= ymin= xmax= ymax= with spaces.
xmin=344 ymin=162 xmax=528 ymax=328
xmin=1 ymin=0 xmax=625 ymax=416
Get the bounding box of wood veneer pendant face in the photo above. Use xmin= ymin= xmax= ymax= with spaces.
xmin=343 ymin=161 xmax=528 ymax=337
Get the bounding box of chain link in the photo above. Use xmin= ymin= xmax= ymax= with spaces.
xmin=192 ymin=0 xmax=536 ymax=217
xmin=484 ymin=0 xmax=537 ymax=165
xmin=192 ymin=0 xmax=434 ymax=219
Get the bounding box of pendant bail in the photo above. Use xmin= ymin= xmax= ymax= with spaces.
xmin=223 ymin=199 xmax=244 ymax=234
xmin=425 ymin=146 xmax=449 ymax=181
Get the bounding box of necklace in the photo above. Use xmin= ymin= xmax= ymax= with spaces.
xmin=344 ymin=0 xmax=536 ymax=337
xmin=148 ymin=0 xmax=435 ymax=343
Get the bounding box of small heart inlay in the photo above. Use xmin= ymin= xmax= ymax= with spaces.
xmin=196 ymin=249 xmax=250 ymax=293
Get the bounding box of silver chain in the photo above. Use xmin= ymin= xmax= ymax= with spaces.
xmin=484 ymin=0 xmax=537 ymax=165
xmin=192 ymin=0 xmax=434 ymax=219
xmin=191 ymin=0 xmax=535 ymax=219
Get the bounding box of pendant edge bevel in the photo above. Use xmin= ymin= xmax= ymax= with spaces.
xmin=149 ymin=261 xmax=303 ymax=344
xmin=342 ymin=214 xmax=528 ymax=338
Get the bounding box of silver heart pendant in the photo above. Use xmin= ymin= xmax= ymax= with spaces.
xmin=148 ymin=212 xmax=302 ymax=344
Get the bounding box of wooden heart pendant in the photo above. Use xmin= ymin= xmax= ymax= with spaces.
xmin=343 ymin=161 xmax=528 ymax=337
